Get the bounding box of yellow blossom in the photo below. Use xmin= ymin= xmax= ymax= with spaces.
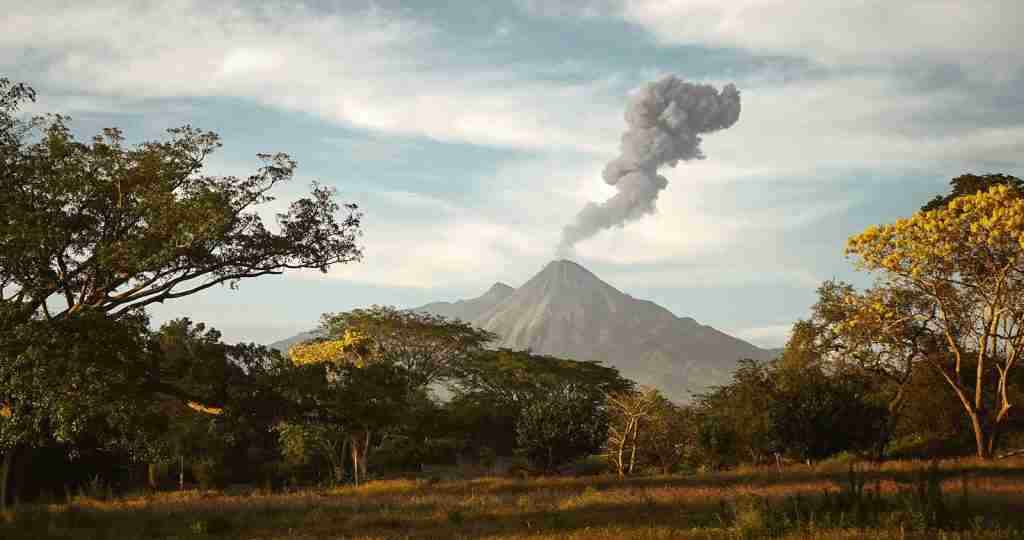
xmin=187 ymin=402 xmax=223 ymax=415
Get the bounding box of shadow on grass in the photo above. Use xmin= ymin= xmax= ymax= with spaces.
xmin=5 ymin=461 xmax=1024 ymax=539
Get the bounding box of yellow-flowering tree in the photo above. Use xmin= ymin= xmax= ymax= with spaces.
xmin=289 ymin=329 xmax=373 ymax=368
xmin=846 ymin=183 xmax=1024 ymax=458
xmin=317 ymin=306 xmax=497 ymax=389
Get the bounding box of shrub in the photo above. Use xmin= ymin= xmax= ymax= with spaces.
xmin=564 ymin=455 xmax=609 ymax=476
xmin=515 ymin=393 xmax=608 ymax=472
xmin=191 ymin=458 xmax=230 ymax=490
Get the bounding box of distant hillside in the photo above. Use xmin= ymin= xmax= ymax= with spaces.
xmin=268 ymin=329 xmax=323 ymax=354
xmin=414 ymin=282 xmax=515 ymax=322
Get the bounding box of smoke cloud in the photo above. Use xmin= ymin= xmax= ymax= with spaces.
xmin=558 ymin=76 xmax=741 ymax=253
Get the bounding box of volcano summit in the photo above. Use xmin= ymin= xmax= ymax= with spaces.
xmin=415 ymin=260 xmax=777 ymax=400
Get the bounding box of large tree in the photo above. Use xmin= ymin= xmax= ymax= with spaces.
xmin=846 ymin=180 xmax=1024 ymax=458
xmin=285 ymin=339 xmax=411 ymax=485
xmin=286 ymin=308 xmax=501 ymax=482
xmin=451 ymin=348 xmax=632 ymax=460
xmin=0 ymin=79 xmax=361 ymax=324
xmin=605 ymin=387 xmax=660 ymax=476
xmin=294 ymin=306 xmax=496 ymax=390
xmin=0 ymin=77 xmax=363 ymax=500
xmin=784 ymin=280 xmax=939 ymax=455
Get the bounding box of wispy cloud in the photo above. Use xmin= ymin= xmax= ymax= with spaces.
xmin=732 ymin=323 xmax=793 ymax=349
xmin=525 ymin=1 xmax=1023 ymax=70
xmin=1 ymin=1 xmax=623 ymax=152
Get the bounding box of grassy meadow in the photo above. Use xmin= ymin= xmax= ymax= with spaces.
xmin=4 ymin=458 xmax=1024 ymax=539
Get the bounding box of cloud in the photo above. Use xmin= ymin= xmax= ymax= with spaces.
xmin=377 ymin=190 xmax=458 ymax=214
xmin=1 ymin=1 xmax=622 ymax=153
xmin=566 ymin=159 xmax=856 ymax=266
xmin=304 ymin=217 xmax=549 ymax=289
xmin=524 ymin=1 xmax=1023 ymax=70
xmin=731 ymin=323 xmax=793 ymax=349
xmin=6 ymin=1 xmax=1020 ymax=172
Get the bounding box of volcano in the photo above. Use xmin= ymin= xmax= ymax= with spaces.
xmin=271 ymin=260 xmax=779 ymax=400
xmin=415 ymin=260 xmax=777 ymax=400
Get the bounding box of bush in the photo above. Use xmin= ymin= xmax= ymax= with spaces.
xmin=146 ymin=462 xmax=176 ymax=489
xmin=515 ymin=393 xmax=608 ymax=472
xmin=191 ymin=458 xmax=230 ymax=490
xmin=885 ymin=433 xmax=973 ymax=460
xmin=564 ymin=455 xmax=609 ymax=476
xmin=375 ymin=436 xmax=459 ymax=473
xmin=189 ymin=515 xmax=232 ymax=535
xmin=76 ymin=474 xmax=113 ymax=501
xmin=814 ymin=450 xmax=865 ymax=472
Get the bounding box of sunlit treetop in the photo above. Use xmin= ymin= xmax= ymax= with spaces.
xmin=846 ymin=184 xmax=1024 ymax=281
xmin=186 ymin=401 xmax=223 ymax=416
xmin=289 ymin=329 xmax=372 ymax=367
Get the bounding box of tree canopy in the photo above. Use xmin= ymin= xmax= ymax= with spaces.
xmin=292 ymin=306 xmax=495 ymax=391
xmin=0 ymin=77 xmax=363 ymax=458
xmin=0 ymin=79 xmax=361 ymax=326
xmin=846 ymin=182 xmax=1024 ymax=457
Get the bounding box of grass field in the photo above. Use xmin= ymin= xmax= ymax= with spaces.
xmin=4 ymin=458 xmax=1024 ymax=539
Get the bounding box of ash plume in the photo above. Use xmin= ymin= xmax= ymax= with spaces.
xmin=558 ymin=76 xmax=741 ymax=253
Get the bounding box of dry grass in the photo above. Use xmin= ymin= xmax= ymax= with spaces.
xmin=3 ymin=458 xmax=1024 ymax=539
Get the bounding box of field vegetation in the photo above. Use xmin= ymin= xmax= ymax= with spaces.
xmin=5 ymin=458 xmax=1024 ymax=539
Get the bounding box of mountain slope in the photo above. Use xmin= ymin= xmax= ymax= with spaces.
xmin=267 ymin=283 xmax=514 ymax=352
xmin=415 ymin=282 xmax=514 ymax=322
xmin=268 ymin=329 xmax=323 ymax=354
xmin=271 ymin=260 xmax=778 ymax=400
xmin=469 ymin=260 xmax=773 ymax=399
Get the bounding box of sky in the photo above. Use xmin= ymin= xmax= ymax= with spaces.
xmin=3 ymin=1 xmax=1023 ymax=348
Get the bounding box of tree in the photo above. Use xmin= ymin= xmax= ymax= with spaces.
xmin=0 ymin=85 xmax=361 ymax=325
xmin=783 ymin=281 xmax=937 ymax=456
xmin=289 ymin=327 xmax=413 ymax=485
xmin=0 ymin=77 xmax=363 ymax=501
xmin=449 ymin=348 xmax=632 ymax=458
xmin=922 ymin=173 xmax=1024 ymax=212
xmin=605 ymin=387 xmax=694 ymax=475
xmin=693 ymin=360 xmax=776 ymax=468
xmin=138 ymin=320 xmax=303 ymax=489
xmin=287 ymin=308 xmax=499 ymax=483
xmin=313 ymin=306 xmax=496 ymax=390
xmin=452 ymin=349 xmax=632 ymax=408
xmin=273 ymin=420 xmax=348 ymax=485
xmin=515 ymin=390 xmax=608 ymax=472
xmin=605 ymin=387 xmax=660 ymax=476
xmin=640 ymin=399 xmax=696 ymax=474
xmin=767 ymin=360 xmax=887 ymax=461
xmin=846 ymin=181 xmax=1024 ymax=458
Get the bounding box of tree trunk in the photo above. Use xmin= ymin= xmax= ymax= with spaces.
xmin=628 ymin=420 xmax=639 ymax=475
xmin=349 ymin=431 xmax=372 ymax=485
xmin=360 ymin=431 xmax=370 ymax=481
xmin=985 ymin=405 xmax=1012 ymax=458
xmin=341 ymin=438 xmax=351 ymax=484
xmin=350 ymin=436 xmax=361 ymax=486
xmin=1 ymin=446 xmax=28 ymax=508
xmin=147 ymin=463 xmax=160 ymax=489
xmin=0 ymin=447 xmax=14 ymax=510
xmin=969 ymin=412 xmax=992 ymax=459
xmin=615 ymin=430 xmax=626 ymax=477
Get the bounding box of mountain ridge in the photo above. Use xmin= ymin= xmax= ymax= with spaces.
xmin=270 ymin=260 xmax=779 ymax=400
